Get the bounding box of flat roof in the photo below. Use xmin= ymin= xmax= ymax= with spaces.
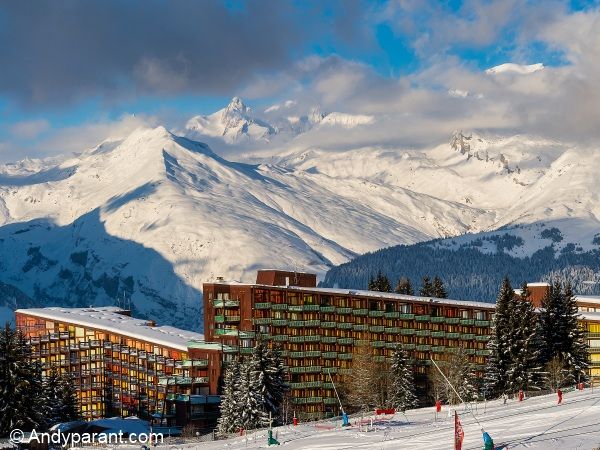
xmin=206 ymin=281 xmax=496 ymax=309
xmin=580 ymin=311 xmax=600 ymax=322
xmin=16 ymin=307 xmax=204 ymax=352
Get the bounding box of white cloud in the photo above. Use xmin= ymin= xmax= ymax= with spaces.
xmin=10 ymin=119 xmax=50 ymax=139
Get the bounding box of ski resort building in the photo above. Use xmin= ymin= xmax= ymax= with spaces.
xmin=15 ymin=306 xmax=224 ymax=428
xmin=203 ymin=270 xmax=495 ymax=420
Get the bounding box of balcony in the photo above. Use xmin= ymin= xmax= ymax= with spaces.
xmin=272 ymin=319 xmax=288 ymax=326
xmin=272 ymin=334 xmax=288 ymax=341
xmin=368 ymin=310 xmax=384 ymax=318
xmin=289 ymin=321 xmax=305 ymax=328
xmin=324 ymin=397 xmax=338 ymax=404
xmin=303 ymin=304 xmax=320 ymax=311
xmin=446 ymin=332 xmax=460 ymax=339
xmin=475 ymin=320 xmax=491 ymax=327
xmin=336 ymin=307 xmax=352 ymax=315
xmin=385 ymin=342 xmax=398 ymax=349
xmin=213 ymin=299 xmax=240 ymax=308
xmin=475 ymin=335 xmax=490 ymax=341
xmin=415 ymin=315 xmax=431 ymax=322
xmin=476 ymin=349 xmax=491 ymax=356
xmin=385 ymin=327 xmax=402 ymax=334
xmin=321 ymin=336 xmax=337 ymax=343
xmin=289 ymin=352 xmax=305 ymax=358
xmin=352 ymin=309 xmax=368 ymax=316
xmin=337 ymin=338 xmax=353 ymax=345
xmin=399 ymin=313 xmax=415 ymax=320
xmin=305 ymin=351 xmax=321 ymax=358
xmin=215 ymin=328 xmax=239 ymax=337
xmin=416 ymin=345 xmax=431 ymax=351
xmin=323 ymin=367 xmax=338 ymax=374
xmin=400 ymin=328 xmax=415 ymax=336
xmin=431 ymin=316 xmax=445 ymax=323
xmin=215 ymin=315 xmax=240 ymax=323
xmin=290 ymin=366 xmax=321 ymax=373
xmin=272 ymin=303 xmax=289 ymax=311
xmin=320 ymin=306 xmax=336 ymax=313
xmin=431 ymin=346 xmax=446 ymax=353
xmin=305 ymin=320 xmax=321 ymax=327
xmin=290 ymin=381 xmax=322 ymax=389
xmin=322 ymin=321 xmax=337 ymax=328
xmin=431 ymin=331 xmax=446 ymax=338
xmin=372 ymin=341 xmax=386 ymax=348
xmin=353 ymin=324 xmax=369 ymax=331
xmin=445 ymin=317 xmax=460 ymax=324
xmin=290 ymin=336 xmax=305 ymax=343
xmin=369 ymin=326 xmax=385 ymax=333
xmin=336 ymin=322 xmax=353 ymax=329
xmin=253 ymin=318 xmax=272 ymax=325
xmin=305 ymin=335 xmax=321 ymax=342
xmin=254 ymin=302 xmax=271 ymax=310
xmin=288 ymin=305 xmax=303 ymax=312
xmin=415 ymin=329 xmax=430 ymax=337
xmin=403 ymin=343 xmax=416 ymax=350
xmin=384 ymin=311 xmax=400 ymax=319
xmin=323 ymin=352 xmax=338 ymax=359
xmin=338 ymin=353 xmax=352 ymax=360
xmin=460 ymin=319 xmax=475 ymax=326
xmin=461 ymin=334 xmax=475 ymax=340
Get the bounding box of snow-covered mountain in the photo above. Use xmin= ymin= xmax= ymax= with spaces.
xmin=0 ymin=112 xmax=598 ymax=328
xmin=185 ymin=97 xmax=276 ymax=143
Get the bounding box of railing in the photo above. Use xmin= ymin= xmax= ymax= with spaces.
xmin=322 ymin=321 xmax=337 ymax=328
xmin=384 ymin=327 xmax=402 ymax=333
xmin=431 ymin=331 xmax=446 ymax=338
xmin=289 ymin=321 xmax=305 ymax=327
xmin=271 ymin=303 xmax=288 ymax=310
xmin=368 ymin=310 xmax=384 ymax=317
xmin=321 ymin=336 xmax=337 ymax=343
xmin=323 ymin=352 xmax=337 ymax=359
xmin=337 ymin=338 xmax=353 ymax=344
xmin=320 ymin=306 xmax=336 ymax=313
xmin=446 ymin=332 xmax=460 ymax=339
xmin=305 ymin=335 xmax=321 ymax=342
xmin=475 ymin=320 xmax=491 ymax=327
xmin=384 ymin=311 xmax=400 ymax=318
xmin=336 ymin=322 xmax=353 ymax=329
xmin=303 ymin=304 xmax=320 ymax=311
xmin=399 ymin=313 xmax=415 ymax=320
xmin=446 ymin=317 xmax=460 ymax=324
xmin=353 ymin=324 xmax=369 ymax=331
xmin=254 ymin=302 xmax=271 ymax=309
xmin=415 ymin=315 xmax=431 ymax=322
xmin=213 ymin=299 xmax=240 ymax=308
xmin=400 ymin=328 xmax=415 ymax=335
xmin=369 ymin=325 xmax=385 ymax=332
xmin=352 ymin=309 xmax=368 ymax=316
xmin=415 ymin=329 xmax=430 ymax=336
xmin=336 ymin=307 xmax=352 ymax=314
xmin=253 ymin=318 xmax=272 ymax=325
xmin=460 ymin=319 xmax=475 ymax=325
xmin=305 ymin=320 xmax=321 ymax=327
xmin=271 ymin=319 xmax=288 ymax=326
xmin=431 ymin=316 xmax=445 ymax=323
xmin=338 ymin=353 xmax=352 ymax=360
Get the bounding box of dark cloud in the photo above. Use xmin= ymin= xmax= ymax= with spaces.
xmin=0 ymin=0 xmax=366 ymax=107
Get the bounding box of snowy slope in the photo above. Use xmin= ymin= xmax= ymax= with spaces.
xmin=93 ymin=389 xmax=599 ymax=449
xmin=0 ymin=127 xmax=494 ymax=330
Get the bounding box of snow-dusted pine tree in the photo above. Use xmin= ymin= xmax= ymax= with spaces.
xmin=58 ymin=373 xmax=79 ymax=422
xmin=389 ymin=346 xmax=417 ymax=412
xmin=483 ymin=277 xmax=514 ymax=398
xmin=43 ymin=367 xmax=63 ymax=426
xmin=264 ymin=345 xmax=288 ymax=423
xmin=346 ymin=342 xmax=377 ymax=411
xmin=539 ymin=281 xmax=589 ymax=387
xmin=506 ymin=284 xmax=542 ymax=392
xmin=238 ymin=357 xmax=268 ymax=430
xmin=217 ymin=358 xmax=241 ymax=434
xmin=0 ymin=324 xmax=45 ymax=435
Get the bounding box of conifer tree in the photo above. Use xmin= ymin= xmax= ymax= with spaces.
xmin=539 ymin=281 xmax=589 ymax=387
xmin=419 ymin=276 xmax=433 ymax=297
xmin=395 ymin=277 xmax=414 ymax=295
xmin=506 ymin=284 xmax=542 ymax=391
xmin=432 ymin=276 xmax=448 ymax=298
xmin=483 ymin=278 xmax=513 ymax=397
xmin=389 ymin=346 xmax=417 ymax=412
xmin=218 ymin=358 xmax=241 ymax=434
xmin=0 ymin=324 xmax=46 ymax=435
xmin=58 ymin=373 xmax=80 ymax=422
xmin=368 ymin=271 xmax=392 ymax=293
xmin=346 ymin=342 xmax=377 ymax=411
xmin=238 ymin=358 xmax=268 ymax=430
xmin=264 ymin=345 xmax=288 ymax=423
xmin=43 ymin=368 xmax=63 ymax=426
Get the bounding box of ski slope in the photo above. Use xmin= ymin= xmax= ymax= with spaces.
xmin=196 ymin=389 xmax=600 ymax=449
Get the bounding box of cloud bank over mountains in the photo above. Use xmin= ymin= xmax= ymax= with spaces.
xmin=1 ymin=1 xmax=600 ymax=160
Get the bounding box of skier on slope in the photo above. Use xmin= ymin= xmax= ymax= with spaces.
xmin=482 ymin=429 xmax=495 ymax=450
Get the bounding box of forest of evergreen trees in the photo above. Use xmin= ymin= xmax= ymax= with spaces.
xmin=322 ymin=239 xmax=600 ymax=302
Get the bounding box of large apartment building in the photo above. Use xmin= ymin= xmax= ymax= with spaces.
xmin=203 ymin=270 xmax=495 ymax=420
xmin=15 ymin=306 xmax=225 ymax=428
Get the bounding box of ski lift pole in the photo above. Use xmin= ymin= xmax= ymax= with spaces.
xmin=327 ymin=371 xmax=349 ymax=426
xmin=429 ymin=357 xmax=483 ymax=429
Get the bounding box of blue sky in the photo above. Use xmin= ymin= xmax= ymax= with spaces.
xmin=0 ymin=0 xmax=599 ymax=159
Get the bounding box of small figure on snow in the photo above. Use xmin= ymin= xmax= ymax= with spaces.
xmin=482 ymin=429 xmax=495 ymax=450
xmin=502 ymin=393 xmax=508 ymax=405
xmin=557 ymin=388 xmax=563 ymax=405
xmin=518 ymin=390 xmax=524 ymax=402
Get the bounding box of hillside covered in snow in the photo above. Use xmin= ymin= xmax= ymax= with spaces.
xmin=1 ymin=97 xmax=599 ymax=328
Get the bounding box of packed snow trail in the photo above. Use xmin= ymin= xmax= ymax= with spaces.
xmin=181 ymin=389 xmax=600 ymax=449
